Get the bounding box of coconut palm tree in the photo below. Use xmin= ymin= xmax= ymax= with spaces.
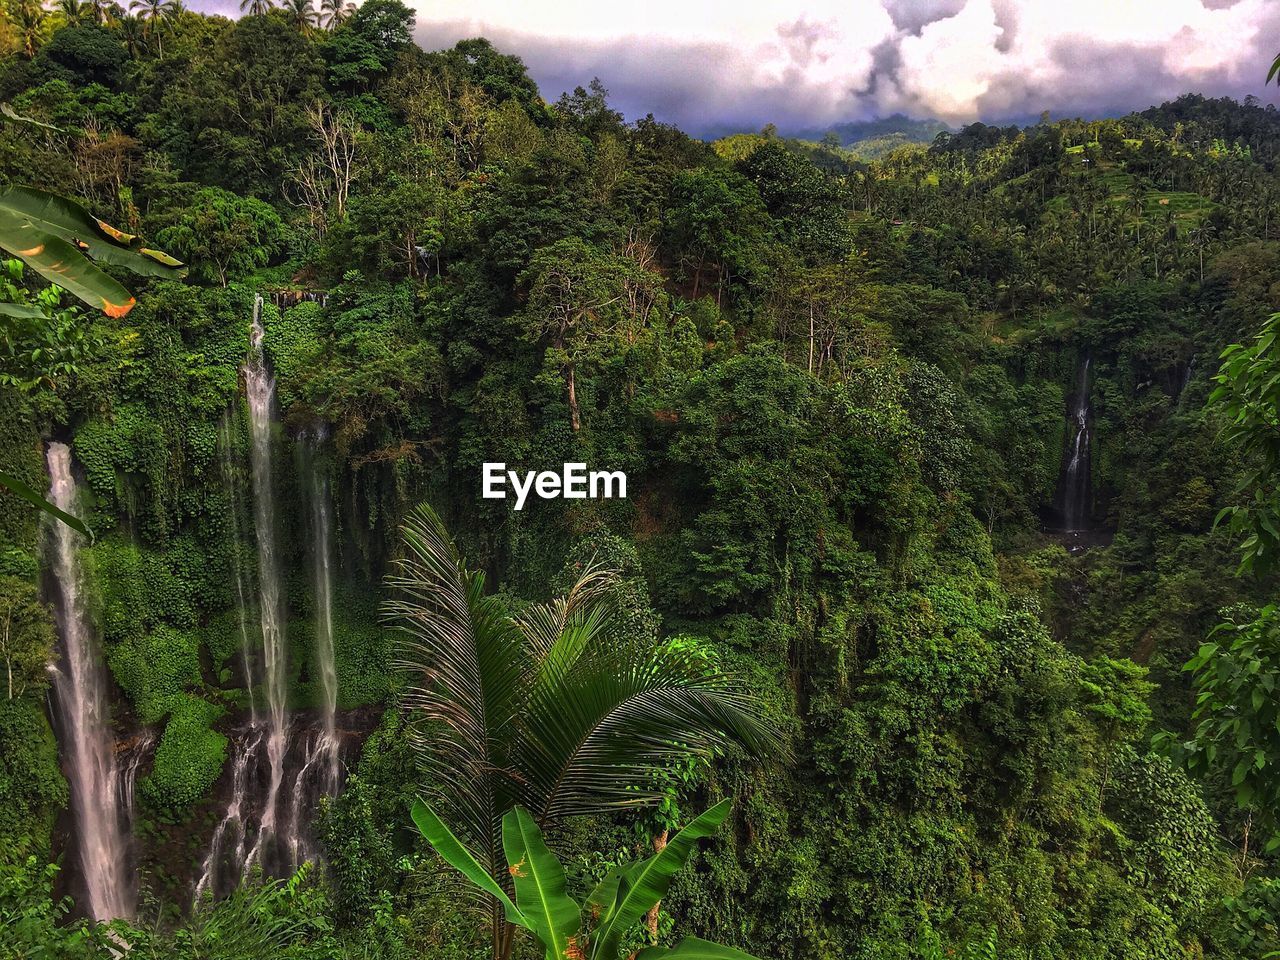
xmin=11 ymin=0 xmax=49 ymax=58
xmin=128 ymin=0 xmax=177 ymax=54
xmin=55 ymin=0 xmax=87 ymax=26
xmin=117 ymin=13 xmax=146 ymax=56
xmin=280 ymin=0 xmax=317 ymax=31
xmin=239 ymin=0 xmax=276 ymax=15
xmin=319 ymin=0 xmax=354 ymax=28
xmin=385 ymin=505 xmax=779 ymax=960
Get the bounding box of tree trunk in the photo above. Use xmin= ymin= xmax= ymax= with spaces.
xmin=567 ymin=364 xmax=581 ymax=433
xmin=643 ymin=830 xmax=669 ymax=944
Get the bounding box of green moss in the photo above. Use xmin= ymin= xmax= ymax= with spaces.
xmin=108 ymin=625 xmax=203 ymax=725
xmin=140 ymin=695 xmax=227 ymax=822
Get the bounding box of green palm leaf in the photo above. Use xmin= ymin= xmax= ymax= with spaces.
xmin=590 ymin=801 xmax=731 ymax=960
xmin=501 ymin=807 xmax=581 ymax=960
xmin=387 ymin=504 xmax=528 ymax=873
xmin=517 ymin=643 xmax=780 ymax=820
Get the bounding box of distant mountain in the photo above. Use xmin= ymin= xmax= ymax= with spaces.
xmin=798 ymin=114 xmax=953 ymax=158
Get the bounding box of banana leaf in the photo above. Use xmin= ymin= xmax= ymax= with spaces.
xmin=0 ymin=186 xmax=186 ymax=279
xmin=591 ymin=800 xmax=732 ymax=960
xmin=635 ymin=937 xmax=760 ymax=960
xmin=502 ymin=807 xmax=582 ymax=960
xmin=411 ymin=800 xmax=527 ymax=927
xmin=0 ymin=470 xmax=91 ymax=539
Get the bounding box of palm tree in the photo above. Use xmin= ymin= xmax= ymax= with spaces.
xmin=319 ymin=0 xmax=354 ymax=28
xmin=87 ymin=0 xmax=113 ymax=23
xmin=239 ymin=0 xmax=276 ymax=15
xmin=11 ymin=0 xmax=48 ymax=58
xmin=128 ymin=0 xmax=176 ymax=54
xmin=280 ymin=0 xmax=317 ymax=31
xmin=386 ymin=505 xmax=779 ymax=960
xmin=56 ymin=0 xmax=87 ymax=26
xmin=117 ymin=13 xmax=146 ymax=56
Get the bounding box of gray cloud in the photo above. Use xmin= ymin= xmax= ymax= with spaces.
xmin=184 ymin=0 xmax=1280 ymax=137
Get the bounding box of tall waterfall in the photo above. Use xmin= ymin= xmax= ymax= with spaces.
xmin=1057 ymin=354 xmax=1093 ymax=532
xmin=279 ymin=431 xmax=342 ymax=865
xmin=305 ymin=430 xmax=339 ymax=797
xmin=44 ymin=442 xmax=134 ymax=922
xmin=242 ymin=293 xmax=290 ymax=870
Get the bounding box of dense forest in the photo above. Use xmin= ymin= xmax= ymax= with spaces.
xmin=4 ymin=1 xmax=1280 ymax=958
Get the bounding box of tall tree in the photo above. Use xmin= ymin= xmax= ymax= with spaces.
xmin=280 ymin=0 xmax=317 ymax=31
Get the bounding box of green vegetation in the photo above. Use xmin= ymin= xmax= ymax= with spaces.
xmin=1 ymin=2 xmax=1280 ymax=958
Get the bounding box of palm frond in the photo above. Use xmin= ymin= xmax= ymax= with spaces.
xmin=386 ymin=505 xmax=527 ymax=868
xmin=518 ymin=643 xmax=781 ymax=821
xmin=516 ymin=559 xmax=617 ymax=658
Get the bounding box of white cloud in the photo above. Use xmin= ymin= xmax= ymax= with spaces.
xmin=403 ymin=0 xmax=1280 ymax=131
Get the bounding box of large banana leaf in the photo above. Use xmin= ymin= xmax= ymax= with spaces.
xmin=590 ymin=800 xmax=732 ymax=960
xmin=635 ymin=937 xmax=760 ymax=960
xmin=585 ymin=863 xmax=626 ymax=920
xmin=501 ymin=807 xmax=581 ymax=960
xmin=0 ymin=470 xmax=91 ymax=539
xmin=410 ymin=800 xmax=527 ymax=928
xmin=0 ymin=187 xmax=185 ymax=278
xmin=0 ymin=186 xmax=186 ymax=318
xmin=0 ymin=224 xmax=135 ymax=317
xmin=0 ymin=103 xmax=61 ymax=132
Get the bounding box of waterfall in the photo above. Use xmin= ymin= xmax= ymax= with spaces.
xmin=279 ymin=429 xmax=342 ymax=866
xmin=219 ymin=413 xmax=258 ymax=722
xmin=305 ymin=430 xmax=339 ymax=797
xmin=1056 ymin=354 xmax=1093 ymax=532
xmin=193 ymin=725 xmax=265 ymax=901
xmin=44 ymin=442 xmax=134 ymax=922
xmin=1177 ymin=354 xmax=1196 ymax=411
xmin=242 ymin=293 xmax=289 ymax=871
xmin=117 ymin=732 xmax=155 ymax=819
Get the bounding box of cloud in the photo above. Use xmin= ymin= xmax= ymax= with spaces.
xmin=185 ymin=0 xmax=1280 ymax=135
xmin=409 ymin=0 xmax=1280 ymax=133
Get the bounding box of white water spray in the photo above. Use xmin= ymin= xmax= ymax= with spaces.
xmin=44 ymin=442 xmax=133 ymax=922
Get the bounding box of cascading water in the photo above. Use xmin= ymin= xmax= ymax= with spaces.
xmin=194 ymin=725 xmax=265 ymax=901
xmin=1177 ymin=354 xmax=1196 ymax=411
xmin=281 ymin=430 xmax=342 ymax=866
xmin=242 ymin=293 xmax=290 ymax=871
xmin=305 ymin=429 xmax=339 ymax=796
xmin=1056 ymin=354 xmax=1093 ymax=534
xmin=44 ymin=442 xmax=134 ymax=922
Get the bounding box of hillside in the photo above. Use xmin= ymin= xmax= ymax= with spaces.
xmin=2 ymin=5 xmax=1280 ymax=960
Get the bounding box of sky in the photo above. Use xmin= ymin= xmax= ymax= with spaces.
xmin=199 ymin=0 xmax=1280 ymax=136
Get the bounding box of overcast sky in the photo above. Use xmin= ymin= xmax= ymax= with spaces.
xmin=198 ymin=0 xmax=1280 ymax=136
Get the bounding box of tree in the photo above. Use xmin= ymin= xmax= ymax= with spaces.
xmin=285 ymin=102 xmax=358 ymax=235
xmin=154 ymin=186 xmax=284 ymax=285
xmin=413 ymin=800 xmax=762 ymax=960
xmin=128 ymin=0 xmax=176 ymax=53
xmin=239 ymin=0 xmax=275 ymax=16
xmin=1161 ymin=606 xmax=1280 ymax=855
xmin=519 ymin=237 xmax=658 ymax=432
xmin=280 ymin=0 xmax=317 ymax=32
xmin=1208 ymin=311 xmax=1280 ymax=576
xmin=318 ymin=0 xmax=355 ymax=28
xmin=385 ymin=505 xmax=779 ymax=960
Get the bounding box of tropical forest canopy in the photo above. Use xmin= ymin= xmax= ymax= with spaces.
xmin=3 ymin=1 xmax=1280 ymax=957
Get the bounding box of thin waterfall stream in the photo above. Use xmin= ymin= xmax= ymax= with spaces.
xmin=242 ymin=293 xmax=290 ymax=871
xmin=44 ymin=442 xmax=135 ymax=922
xmin=1052 ymin=352 xmax=1096 ymax=550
